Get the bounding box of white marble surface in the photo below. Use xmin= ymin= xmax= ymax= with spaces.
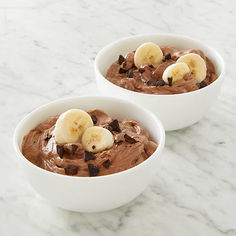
xmin=0 ymin=0 xmax=236 ymax=235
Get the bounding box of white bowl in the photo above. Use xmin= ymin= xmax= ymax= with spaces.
xmin=95 ymin=34 xmax=225 ymax=131
xmin=13 ymin=96 xmax=165 ymax=212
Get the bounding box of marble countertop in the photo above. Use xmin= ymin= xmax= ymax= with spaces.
xmin=0 ymin=0 xmax=236 ymax=235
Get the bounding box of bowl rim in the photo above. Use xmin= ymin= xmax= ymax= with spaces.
xmin=13 ymin=95 xmax=165 ymax=180
xmin=95 ymin=33 xmax=225 ymax=97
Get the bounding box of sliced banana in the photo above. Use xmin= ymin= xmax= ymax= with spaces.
xmin=162 ymin=62 xmax=190 ymax=83
xmin=82 ymin=126 xmax=114 ymax=153
xmin=176 ymin=53 xmax=207 ymax=82
xmin=54 ymin=109 xmax=93 ymax=144
xmin=134 ymin=42 xmax=164 ymax=68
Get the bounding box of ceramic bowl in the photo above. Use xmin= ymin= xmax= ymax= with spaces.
xmin=13 ymin=96 xmax=165 ymax=212
xmin=95 ymin=34 xmax=224 ymax=131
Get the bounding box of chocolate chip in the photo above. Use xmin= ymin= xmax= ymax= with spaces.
xmin=65 ymin=165 xmax=78 ymax=175
xmin=139 ymin=68 xmax=145 ymax=73
xmin=88 ymin=164 xmax=99 ymax=176
xmin=44 ymin=135 xmax=52 ymax=141
xmin=119 ymin=67 xmax=127 ymax=74
xmin=72 ymin=144 xmax=78 ymax=155
xmin=92 ymin=145 xmax=96 ymax=150
xmin=105 ymin=125 xmax=113 ymax=132
xmin=199 ymin=81 xmax=207 ymax=89
xmin=90 ymin=114 xmax=98 ymax=124
xmin=122 ymin=61 xmax=127 ymax=67
xmin=168 ymin=77 xmax=173 ymax=86
xmin=118 ymin=55 xmax=125 ymax=65
xmin=108 ymin=119 xmax=121 ymax=132
xmin=116 ymin=140 xmax=123 ymax=145
xmin=124 ymin=134 xmax=137 ymax=144
xmin=127 ymin=70 xmax=133 ymax=78
xmin=56 ymin=145 xmax=64 ymax=158
xmin=156 ymin=79 xmax=165 ymax=86
xmin=164 ymin=53 xmax=171 ymax=61
xmin=84 ymin=151 xmax=96 ymax=162
xmin=147 ymin=78 xmax=158 ymax=86
xmin=149 ymin=64 xmax=154 ymax=68
xmin=103 ymin=160 xmax=111 ymax=169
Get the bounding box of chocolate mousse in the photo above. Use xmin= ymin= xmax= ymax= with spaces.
xmin=22 ymin=109 xmax=158 ymax=177
xmin=106 ymin=45 xmax=217 ymax=94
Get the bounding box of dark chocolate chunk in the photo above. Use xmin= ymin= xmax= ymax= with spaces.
xmin=84 ymin=151 xmax=96 ymax=162
xmin=149 ymin=64 xmax=154 ymax=68
xmin=90 ymin=114 xmax=98 ymax=124
xmin=127 ymin=70 xmax=134 ymax=78
xmin=88 ymin=164 xmax=99 ymax=176
xmin=122 ymin=61 xmax=127 ymax=68
xmin=156 ymin=79 xmax=165 ymax=86
xmin=124 ymin=134 xmax=137 ymax=144
xmin=116 ymin=140 xmax=123 ymax=145
xmin=168 ymin=77 xmax=173 ymax=86
xmin=139 ymin=68 xmax=145 ymax=73
xmin=92 ymin=145 xmax=96 ymax=150
xmin=65 ymin=165 xmax=78 ymax=175
xmin=44 ymin=134 xmax=52 ymax=141
xmin=103 ymin=160 xmax=111 ymax=169
xmin=72 ymin=144 xmax=78 ymax=155
xmin=105 ymin=125 xmax=113 ymax=132
xmin=118 ymin=55 xmax=125 ymax=65
xmin=119 ymin=67 xmax=127 ymax=74
xmin=164 ymin=53 xmax=171 ymax=61
xmin=56 ymin=145 xmax=64 ymax=158
xmin=199 ymin=81 xmax=207 ymax=89
xmin=147 ymin=78 xmax=158 ymax=86
xmin=108 ymin=119 xmax=121 ymax=132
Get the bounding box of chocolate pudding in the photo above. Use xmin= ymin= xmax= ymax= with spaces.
xmin=22 ymin=109 xmax=158 ymax=177
xmin=106 ymin=45 xmax=217 ymax=94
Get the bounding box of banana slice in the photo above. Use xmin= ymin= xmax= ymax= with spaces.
xmin=134 ymin=42 xmax=164 ymax=68
xmin=176 ymin=53 xmax=207 ymax=82
xmin=162 ymin=62 xmax=190 ymax=83
xmin=54 ymin=109 xmax=93 ymax=144
xmin=82 ymin=126 xmax=114 ymax=153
